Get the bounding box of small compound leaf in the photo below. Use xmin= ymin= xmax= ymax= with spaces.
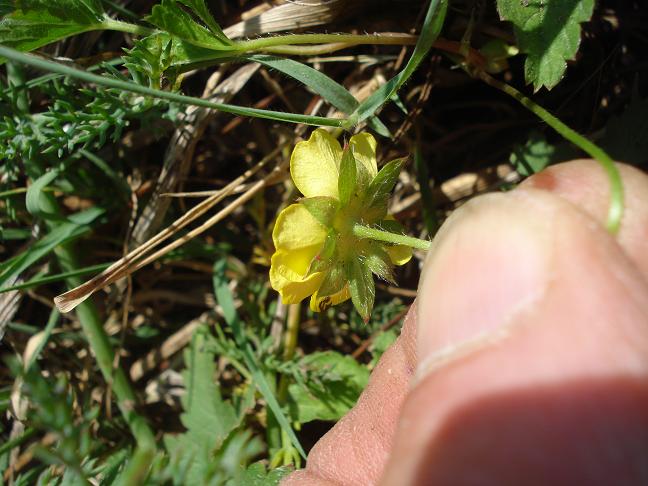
xmin=497 ymin=0 xmax=595 ymax=91
xmin=338 ymin=148 xmax=357 ymax=205
xmin=288 ymin=351 xmax=369 ymax=423
xmin=348 ymin=258 xmax=375 ymax=322
xmin=300 ymin=196 xmax=338 ymax=227
xmin=147 ymin=0 xmax=235 ymax=51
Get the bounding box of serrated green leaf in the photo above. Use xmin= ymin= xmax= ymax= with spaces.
xmin=177 ymin=0 xmax=230 ymax=43
xmin=147 ymin=0 xmax=235 ymax=51
xmin=0 ymin=0 xmax=106 ymax=55
xmin=180 ymin=329 xmax=238 ymax=445
xmin=364 ymin=157 xmax=405 ymax=220
xmin=231 ymin=463 xmax=292 ymax=486
xmin=163 ymin=327 xmax=240 ymax=484
xmin=300 ymin=196 xmax=338 ymax=227
xmin=338 ymin=148 xmax=357 ymax=205
xmin=288 ymin=351 xmax=369 ymax=423
xmin=348 ymin=258 xmax=375 ymax=322
xmin=497 ymin=0 xmax=595 ymax=91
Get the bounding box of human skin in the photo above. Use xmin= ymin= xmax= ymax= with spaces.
xmin=283 ymin=160 xmax=648 ymax=485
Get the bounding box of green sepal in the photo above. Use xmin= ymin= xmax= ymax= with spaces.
xmin=307 ymin=230 xmax=337 ymax=274
xmin=364 ymin=243 xmax=395 ymax=284
xmin=338 ymin=147 xmax=357 ymax=206
xmin=301 ymin=197 xmax=339 ymax=227
xmin=318 ymin=263 xmax=347 ymax=298
xmin=348 ymin=258 xmax=375 ymax=323
xmin=364 ymin=157 xmax=405 ymax=221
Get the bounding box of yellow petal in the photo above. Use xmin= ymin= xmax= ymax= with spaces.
xmin=270 ymin=250 xmax=325 ymax=304
xmin=386 ymin=244 xmax=412 ymax=266
xmin=290 ymin=129 xmax=342 ymax=198
xmin=309 ymin=285 xmax=351 ymax=312
xmin=272 ymin=204 xmax=327 ymax=252
xmin=349 ymin=132 xmax=378 ymax=179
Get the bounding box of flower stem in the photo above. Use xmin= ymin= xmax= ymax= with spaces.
xmin=352 ymin=224 xmax=431 ymax=250
xmin=235 ymin=33 xmax=417 ymax=52
xmin=477 ymin=71 xmax=624 ymax=234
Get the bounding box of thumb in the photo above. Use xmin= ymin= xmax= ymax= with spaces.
xmin=381 ymin=186 xmax=648 ymax=485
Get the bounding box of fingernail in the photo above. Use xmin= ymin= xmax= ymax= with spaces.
xmin=416 ymin=192 xmax=552 ymax=378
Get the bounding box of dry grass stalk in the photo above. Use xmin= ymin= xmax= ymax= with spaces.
xmin=130 ymin=64 xmax=260 ymax=246
xmin=54 ymin=146 xmax=286 ymax=313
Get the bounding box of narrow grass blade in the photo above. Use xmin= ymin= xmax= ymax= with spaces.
xmin=350 ymin=0 xmax=448 ymax=124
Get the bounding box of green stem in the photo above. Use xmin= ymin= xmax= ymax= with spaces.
xmin=353 ymin=224 xmax=432 ymax=250
xmin=0 ymin=46 xmax=343 ymax=128
xmin=101 ymin=18 xmax=155 ymax=37
xmin=276 ymin=303 xmax=300 ymax=403
xmin=236 ymin=33 xmax=416 ymax=52
xmin=477 ymin=71 xmax=624 ymax=234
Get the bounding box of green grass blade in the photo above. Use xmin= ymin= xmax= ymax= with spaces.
xmin=247 ymin=54 xmax=391 ymax=136
xmin=0 ymin=263 xmax=110 ymax=293
xmin=247 ymin=54 xmax=358 ymax=113
xmin=0 ymin=207 xmax=104 ymax=288
xmin=350 ymin=0 xmax=448 ymax=124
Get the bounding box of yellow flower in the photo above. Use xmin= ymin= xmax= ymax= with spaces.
xmin=270 ymin=129 xmax=412 ymax=320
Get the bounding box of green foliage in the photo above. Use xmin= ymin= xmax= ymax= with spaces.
xmin=509 ymin=131 xmax=572 ymax=176
xmin=0 ymin=0 xmax=106 ymax=55
xmin=176 ymin=0 xmax=230 ymax=43
xmin=351 ymin=0 xmax=447 ymax=123
xmin=8 ymin=357 xmax=99 ymax=483
xmin=0 ymin=73 xmax=177 ymax=162
xmin=497 ymin=0 xmax=595 ymax=91
xmin=161 ymin=328 xmax=262 ymax=485
xmin=0 ymin=207 xmax=104 ymax=288
xmin=234 ymin=462 xmax=291 ymax=486
xmin=288 ymin=351 xmax=369 ymax=423
xmin=147 ymin=0 xmax=234 ymax=51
